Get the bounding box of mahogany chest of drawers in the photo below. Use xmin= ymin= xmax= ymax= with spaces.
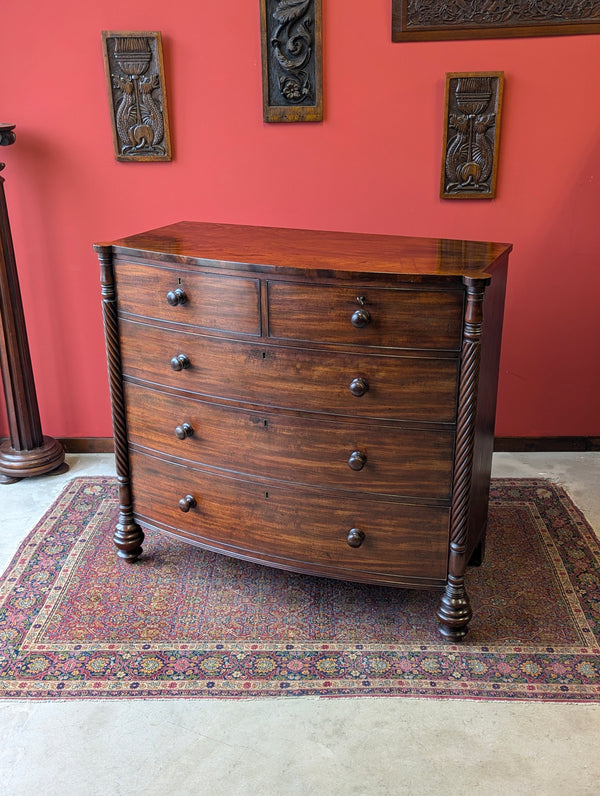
xmin=95 ymin=221 xmax=511 ymax=640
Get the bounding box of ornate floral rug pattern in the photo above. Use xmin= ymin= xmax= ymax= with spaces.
xmin=1 ymin=477 xmax=599 ymax=701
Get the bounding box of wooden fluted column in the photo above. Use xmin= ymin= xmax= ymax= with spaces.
xmin=0 ymin=123 xmax=66 ymax=483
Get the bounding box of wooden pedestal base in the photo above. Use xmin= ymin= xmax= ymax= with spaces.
xmin=1 ymin=124 xmax=67 ymax=485
xmin=0 ymin=436 xmax=68 ymax=484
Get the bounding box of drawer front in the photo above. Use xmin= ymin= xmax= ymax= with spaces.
xmin=119 ymin=320 xmax=459 ymax=422
xmin=114 ymin=261 xmax=261 ymax=335
xmin=267 ymin=282 xmax=464 ymax=350
xmin=129 ymin=451 xmax=450 ymax=584
xmin=124 ymin=382 xmax=455 ymax=500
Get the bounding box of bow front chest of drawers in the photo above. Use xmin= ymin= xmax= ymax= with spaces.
xmin=95 ymin=221 xmax=511 ymax=640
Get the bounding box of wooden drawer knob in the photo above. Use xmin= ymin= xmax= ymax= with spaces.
xmin=175 ymin=423 xmax=194 ymax=440
xmin=347 ymin=528 xmax=365 ymax=548
xmin=178 ymin=494 xmax=197 ymax=512
xmin=349 ymin=377 xmax=369 ymax=397
xmin=166 ymin=288 xmax=188 ymax=306
xmin=170 ymin=354 xmax=191 ymax=371
xmin=348 ymin=450 xmax=367 ymax=470
xmin=351 ymin=308 xmax=371 ymax=328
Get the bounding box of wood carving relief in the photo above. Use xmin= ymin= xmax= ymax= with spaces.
xmin=437 ymin=281 xmax=485 ymax=638
xmin=441 ymin=72 xmax=504 ymax=200
xmin=96 ymin=244 xmax=145 ymax=560
xmin=260 ymin=0 xmax=323 ymax=122
xmin=102 ymin=32 xmax=172 ymax=161
xmin=393 ymin=1 xmax=600 ymax=41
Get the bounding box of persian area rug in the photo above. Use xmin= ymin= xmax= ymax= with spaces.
xmin=1 ymin=477 xmax=600 ymax=701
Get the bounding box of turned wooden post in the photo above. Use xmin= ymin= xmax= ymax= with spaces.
xmin=0 ymin=123 xmax=66 ymax=483
xmin=437 ymin=278 xmax=488 ymax=640
xmin=95 ymin=243 xmax=144 ymax=560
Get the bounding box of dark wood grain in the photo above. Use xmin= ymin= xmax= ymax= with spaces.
xmin=124 ymin=381 xmax=455 ymax=500
xmin=0 ymin=124 xmax=65 ymax=483
xmin=118 ymin=318 xmax=460 ymax=422
xmin=46 ymin=435 xmax=600 ymax=455
xmin=437 ymin=280 xmax=487 ymax=640
xmin=129 ymin=449 xmax=450 ymax=586
xmin=96 ymin=220 xmax=511 ymax=639
xmin=96 ymin=244 xmax=144 ymax=559
xmin=104 ymin=221 xmax=512 ymax=279
xmin=267 ymin=282 xmax=464 ymax=350
xmin=114 ymin=262 xmax=261 ymax=335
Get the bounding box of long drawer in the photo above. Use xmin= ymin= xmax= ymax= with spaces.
xmin=119 ymin=318 xmax=459 ymax=422
xmin=114 ymin=262 xmax=261 ymax=335
xmin=129 ymin=450 xmax=450 ymax=586
xmin=267 ymin=282 xmax=464 ymax=350
xmin=124 ymin=382 xmax=455 ymax=499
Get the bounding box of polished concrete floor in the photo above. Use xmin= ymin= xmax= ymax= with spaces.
xmin=1 ymin=452 xmax=599 ymax=795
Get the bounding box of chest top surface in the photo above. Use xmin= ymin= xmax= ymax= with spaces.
xmin=97 ymin=221 xmax=512 ymax=283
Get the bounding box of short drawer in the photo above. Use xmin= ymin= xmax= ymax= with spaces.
xmin=119 ymin=319 xmax=460 ymax=423
xmin=129 ymin=450 xmax=450 ymax=586
xmin=124 ymin=382 xmax=455 ymax=500
xmin=114 ymin=261 xmax=261 ymax=335
xmin=267 ymin=282 xmax=463 ymax=350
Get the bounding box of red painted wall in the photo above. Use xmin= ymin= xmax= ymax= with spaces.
xmin=1 ymin=1 xmax=599 ymax=439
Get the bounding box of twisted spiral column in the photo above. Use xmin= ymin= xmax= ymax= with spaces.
xmin=437 ymin=278 xmax=488 ymax=640
xmin=97 ymin=245 xmax=144 ymax=560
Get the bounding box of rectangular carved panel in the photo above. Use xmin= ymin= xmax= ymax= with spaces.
xmin=102 ymin=31 xmax=172 ymax=161
xmin=260 ymin=0 xmax=323 ymax=122
xmin=440 ymin=72 xmax=504 ymax=200
xmin=392 ymin=1 xmax=600 ymax=41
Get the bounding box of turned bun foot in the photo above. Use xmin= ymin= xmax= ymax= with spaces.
xmin=113 ymin=518 xmax=145 ymax=562
xmin=437 ymin=574 xmax=473 ymax=641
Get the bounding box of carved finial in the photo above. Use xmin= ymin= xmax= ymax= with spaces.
xmin=0 ymin=124 xmax=16 ymax=147
xmin=0 ymin=124 xmax=16 ymax=174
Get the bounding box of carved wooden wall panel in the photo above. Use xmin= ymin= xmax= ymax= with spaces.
xmin=441 ymin=72 xmax=504 ymax=200
xmin=393 ymin=1 xmax=600 ymax=41
xmin=260 ymin=0 xmax=323 ymax=122
xmin=102 ymin=31 xmax=172 ymax=161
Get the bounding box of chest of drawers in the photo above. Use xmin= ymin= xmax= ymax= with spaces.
xmin=95 ymin=221 xmax=511 ymax=640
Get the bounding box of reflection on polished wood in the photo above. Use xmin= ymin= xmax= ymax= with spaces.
xmin=96 ymin=220 xmax=512 ymax=640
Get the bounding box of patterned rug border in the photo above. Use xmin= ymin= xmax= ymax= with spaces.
xmin=1 ymin=476 xmax=600 ymax=702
